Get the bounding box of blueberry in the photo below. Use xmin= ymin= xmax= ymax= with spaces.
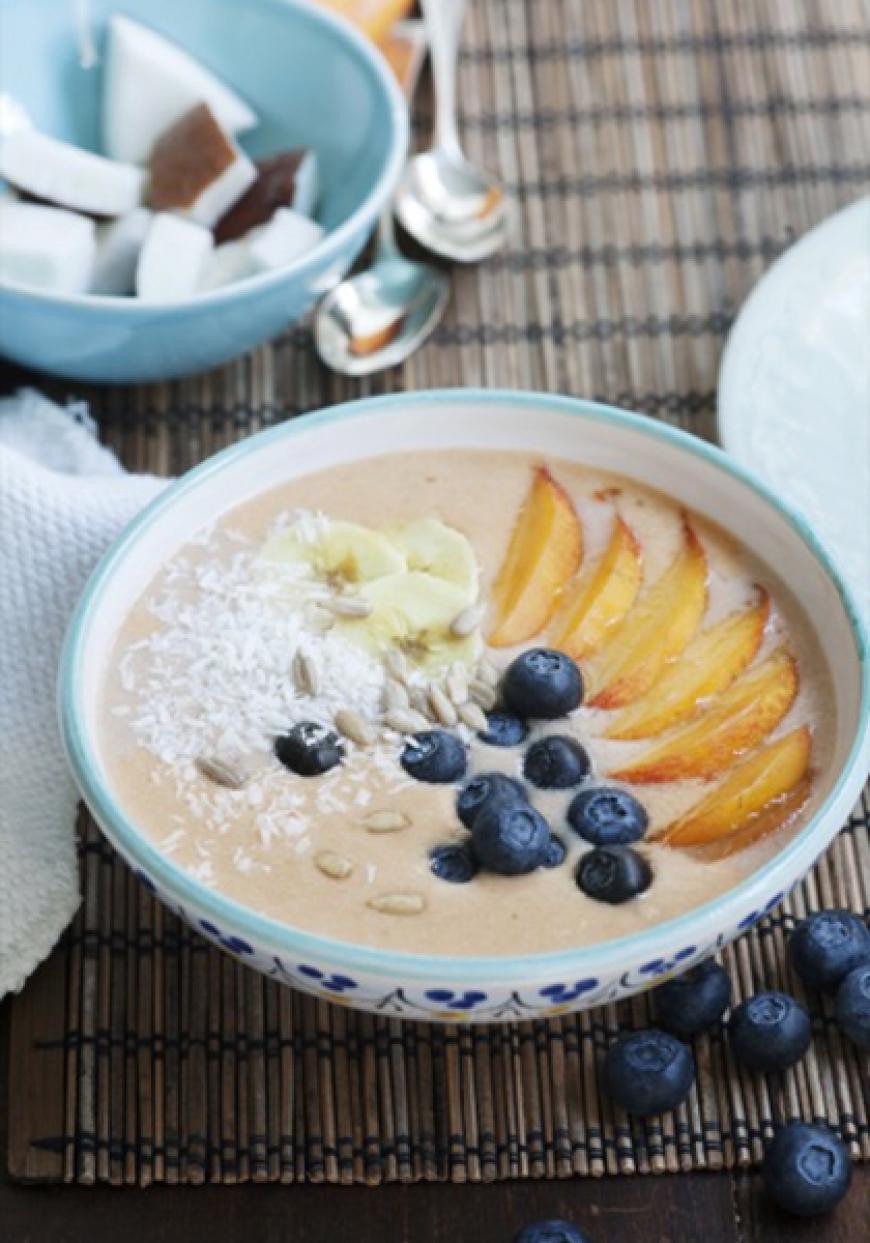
xmin=513 ymin=1220 xmax=591 ymax=1243
xmin=502 ymin=648 xmax=583 ymax=719
xmin=654 ymin=959 xmax=732 ymax=1037
xmin=456 ymin=772 xmax=526 ymax=830
xmin=471 ymin=803 xmax=551 ymax=875
xmin=430 ymin=844 xmax=478 ymax=884
xmin=274 ymin=721 xmax=344 ymax=776
xmin=543 ymin=835 xmax=567 ymax=869
xmin=762 ymin=1122 xmax=851 ymax=1216
xmin=524 ymin=735 xmax=590 ymax=789
xmin=576 ymin=846 xmax=652 ymax=904
xmin=604 ymin=1028 xmax=695 ymax=1116
xmin=479 ymin=710 xmax=529 ymax=747
xmin=567 ymin=786 xmax=648 ymax=845
xmin=728 ymin=991 xmax=812 ymax=1072
xmin=788 ymin=910 xmax=870 ymax=992
xmin=835 ymin=963 xmax=870 ymax=1049
xmin=400 ymin=730 xmax=466 ymax=783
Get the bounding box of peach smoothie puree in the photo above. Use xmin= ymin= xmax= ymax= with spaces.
xmin=98 ymin=450 xmax=832 ymax=956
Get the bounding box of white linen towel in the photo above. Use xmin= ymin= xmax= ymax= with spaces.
xmin=0 ymin=389 xmax=165 ymax=997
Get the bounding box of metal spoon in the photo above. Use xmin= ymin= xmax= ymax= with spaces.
xmin=394 ymin=0 xmax=509 ymax=263
xmin=314 ymin=208 xmax=450 ymax=377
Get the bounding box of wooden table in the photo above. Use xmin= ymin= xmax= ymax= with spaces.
xmin=3 ymin=996 xmax=865 ymax=1243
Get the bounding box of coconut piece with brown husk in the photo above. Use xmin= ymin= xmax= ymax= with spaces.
xmin=148 ymin=103 xmax=256 ymax=228
xmin=214 ymin=150 xmax=319 ymax=243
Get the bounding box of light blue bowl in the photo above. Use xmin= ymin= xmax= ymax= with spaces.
xmin=59 ymin=391 xmax=870 ymax=1022
xmin=0 ymin=0 xmax=408 ymax=382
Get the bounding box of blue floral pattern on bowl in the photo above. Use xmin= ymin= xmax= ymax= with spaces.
xmin=141 ymin=880 xmax=773 ymax=1022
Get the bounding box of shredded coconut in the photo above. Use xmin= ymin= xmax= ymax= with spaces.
xmin=114 ymin=517 xmax=415 ymax=862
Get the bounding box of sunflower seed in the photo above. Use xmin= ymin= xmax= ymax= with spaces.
xmin=476 ymin=657 xmax=500 ymax=688
xmin=292 ymin=650 xmax=321 ymax=697
xmin=406 ymin=686 xmax=431 ymax=717
xmin=427 ymin=682 xmax=458 ymax=727
xmin=324 ymin=595 xmax=372 ymax=619
xmin=363 ymin=810 xmax=412 ymax=834
xmin=195 ymin=754 xmax=250 ymax=790
xmin=335 ymin=708 xmax=377 ymax=746
xmin=315 ymin=851 xmax=354 ymax=880
xmin=383 ymin=678 xmax=410 ymax=711
xmin=458 ymin=701 xmax=488 ymax=731
xmin=450 ymin=602 xmax=485 ymax=637
xmin=468 ymin=679 xmax=498 ymax=711
xmin=384 ymin=707 xmax=429 ymax=734
xmin=384 ymin=648 xmax=410 ymax=684
xmin=367 ymin=892 xmax=425 ymax=916
xmin=445 ymin=665 xmax=468 ymax=705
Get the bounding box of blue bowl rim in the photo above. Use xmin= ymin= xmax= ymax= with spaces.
xmin=59 ymin=390 xmax=870 ymax=983
xmin=0 ymin=0 xmax=409 ymax=311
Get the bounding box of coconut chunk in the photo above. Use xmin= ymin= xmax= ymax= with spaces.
xmin=135 ymin=213 xmax=213 ymax=301
xmin=102 ymin=14 xmax=257 ymax=164
xmin=0 ymin=199 xmax=96 ymax=294
xmin=0 ymin=128 xmax=143 ymax=217
xmin=198 ymin=239 xmax=254 ymax=292
xmin=214 ymin=149 xmax=319 ymax=244
xmin=148 ymin=103 xmax=257 ymax=228
xmin=199 ymin=207 xmax=325 ymax=291
xmin=247 ymin=208 xmax=325 ymax=271
xmin=0 ymin=93 xmax=32 ymax=136
xmin=90 ymin=207 xmax=153 ymax=295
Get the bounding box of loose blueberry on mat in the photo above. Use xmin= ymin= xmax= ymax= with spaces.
xmin=762 ymin=1122 xmax=852 ymax=1216
xmin=471 ymin=802 xmax=551 ymax=875
xmin=524 ymin=735 xmax=590 ymax=789
xmin=513 ymin=1220 xmax=592 ymax=1243
xmin=576 ymin=846 xmax=652 ymax=904
xmin=604 ymin=1029 xmax=695 ymax=1117
xmin=456 ymin=772 xmax=527 ymax=830
xmin=400 ymin=729 xmax=467 ymax=783
xmin=834 ymin=963 xmax=870 ymax=1050
xmin=479 ymin=710 xmax=529 ymax=747
xmin=728 ymin=991 xmax=812 ymax=1072
xmin=653 ymin=959 xmax=732 ymax=1037
xmin=274 ymin=721 xmax=344 ymax=776
xmin=429 ymin=844 xmax=478 ymax=884
xmin=543 ymin=835 xmax=567 ymax=869
xmin=501 ymin=648 xmax=583 ymax=719
xmin=788 ymin=910 xmax=870 ymax=992
xmin=567 ymin=786 xmax=648 ymax=846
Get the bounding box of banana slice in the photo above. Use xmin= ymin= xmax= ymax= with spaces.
xmin=338 ymin=571 xmax=481 ymax=671
xmin=386 ymin=518 xmax=478 ymax=595
xmin=261 ymin=518 xmax=405 ymax=584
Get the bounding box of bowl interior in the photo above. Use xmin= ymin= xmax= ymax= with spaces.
xmin=63 ymin=393 xmax=869 ymax=976
xmin=0 ymin=0 xmax=396 ymax=234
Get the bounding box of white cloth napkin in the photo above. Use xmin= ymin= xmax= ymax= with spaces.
xmin=0 ymin=389 xmax=165 ymax=997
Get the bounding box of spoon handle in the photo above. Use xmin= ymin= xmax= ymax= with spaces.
xmin=373 ymin=210 xmax=401 ymax=262
xmin=421 ymin=0 xmax=466 ymax=160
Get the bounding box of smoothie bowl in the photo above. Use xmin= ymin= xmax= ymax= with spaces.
xmin=59 ymin=391 xmax=870 ymax=1022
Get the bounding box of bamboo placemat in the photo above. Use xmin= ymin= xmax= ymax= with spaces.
xmin=5 ymin=0 xmax=870 ymax=1187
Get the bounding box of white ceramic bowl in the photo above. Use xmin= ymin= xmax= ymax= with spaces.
xmin=59 ymin=392 xmax=870 ymax=1023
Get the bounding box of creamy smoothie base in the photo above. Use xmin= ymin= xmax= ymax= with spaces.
xmin=98 ymin=450 xmax=833 ymax=956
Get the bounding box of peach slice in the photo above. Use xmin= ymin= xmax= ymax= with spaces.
xmin=488 ymin=467 xmax=582 ymax=648
xmin=549 ymin=516 xmax=642 ymax=661
xmin=606 ymin=591 xmax=770 ymax=739
xmin=659 ymin=726 xmax=812 ymax=849
xmin=698 ymin=776 xmax=813 ymax=861
xmin=586 ymin=523 xmax=708 ymax=708
xmin=610 ymin=649 xmax=799 ymax=784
